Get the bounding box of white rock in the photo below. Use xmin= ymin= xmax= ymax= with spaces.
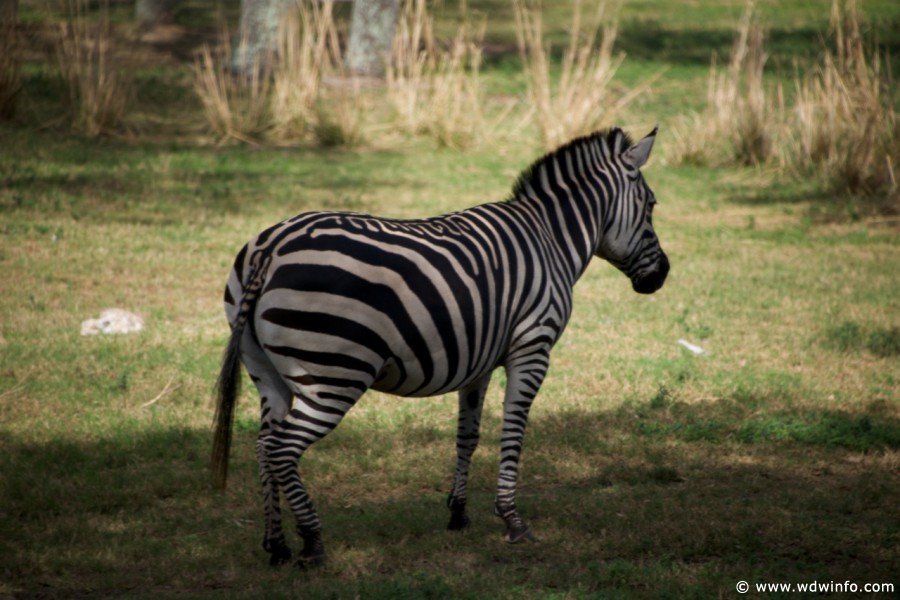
xmin=81 ymin=309 xmax=145 ymax=336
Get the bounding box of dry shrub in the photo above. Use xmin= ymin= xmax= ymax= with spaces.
xmin=514 ymin=0 xmax=644 ymax=150
xmin=193 ymin=40 xmax=273 ymax=144
xmin=194 ymin=0 xmax=494 ymax=149
xmin=313 ymin=79 xmax=368 ymax=148
xmin=194 ymin=1 xmax=365 ymax=147
xmin=669 ymin=0 xmax=775 ymax=166
xmin=670 ymin=0 xmax=897 ymax=212
xmin=386 ymin=0 xmax=435 ymax=135
xmin=271 ymin=0 xmax=343 ymax=142
xmin=789 ymin=0 xmax=897 ymax=207
xmin=422 ymin=18 xmax=487 ymax=148
xmin=56 ymin=0 xmax=133 ymax=137
xmin=0 ymin=16 xmax=21 ymax=120
xmin=386 ymin=0 xmax=492 ymax=148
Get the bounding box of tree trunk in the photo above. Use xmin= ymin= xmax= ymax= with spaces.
xmin=232 ymin=0 xmax=293 ymax=75
xmin=134 ymin=0 xmax=173 ymax=30
xmin=345 ymin=0 xmax=399 ymax=77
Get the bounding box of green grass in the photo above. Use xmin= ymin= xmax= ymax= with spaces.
xmin=2 ymin=1 xmax=899 ymax=598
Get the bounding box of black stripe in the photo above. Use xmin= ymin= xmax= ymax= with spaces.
xmin=264 ymin=344 xmax=378 ymax=380
xmin=261 ymin=306 xmax=396 ymax=367
xmin=232 ymin=243 xmax=248 ymax=288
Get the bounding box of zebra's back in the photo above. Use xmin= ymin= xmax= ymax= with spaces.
xmin=226 ymin=204 xmax=564 ymax=399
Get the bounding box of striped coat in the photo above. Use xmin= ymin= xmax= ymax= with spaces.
xmin=212 ymin=126 xmax=669 ymax=566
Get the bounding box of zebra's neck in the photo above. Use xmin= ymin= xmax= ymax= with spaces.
xmin=507 ymin=139 xmax=610 ymax=286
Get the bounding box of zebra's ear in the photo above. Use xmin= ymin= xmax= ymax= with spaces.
xmin=623 ymin=125 xmax=659 ymax=169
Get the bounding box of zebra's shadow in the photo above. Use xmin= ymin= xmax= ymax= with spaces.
xmin=4 ymin=401 xmax=898 ymax=591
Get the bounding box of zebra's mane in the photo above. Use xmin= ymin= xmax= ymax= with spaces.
xmin=508 ymin=128 xmax=633 ymax=201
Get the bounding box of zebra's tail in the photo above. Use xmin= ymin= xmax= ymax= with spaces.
xmin=211 ymin=317 xmax=242 ymax=490
xmin=211 ymin=252 xmax=271 ymax=490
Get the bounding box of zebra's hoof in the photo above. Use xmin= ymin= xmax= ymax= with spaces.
xmin=504 ymin=524 xmax=536 ymax=544
xmin=447 ymin=511 xmax=471 ymax=531
xmin=295 ymin=533 xmax=326 ymax=568
xmin=266 ymin=540 xmax=293 ymax=566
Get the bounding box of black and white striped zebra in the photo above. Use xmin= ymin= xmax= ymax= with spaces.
xmin=211 ymin=126 xmax=669 ymax=567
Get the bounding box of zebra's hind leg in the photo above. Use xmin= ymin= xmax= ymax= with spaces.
xmin=241 ymin=334 xmax=295 ymax=566
xmin=256 ymin=438 xmax=291 ymax=566
xmin=262 ymin=389 xmax=358 ymax=568
xmin=447 ymin=374 xmax=491 ymax=531
xmin=259 ymin=430 xmax=326 ymax=568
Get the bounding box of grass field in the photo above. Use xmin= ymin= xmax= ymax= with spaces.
xmin=1 ymin=1 xmax=899 ymax=598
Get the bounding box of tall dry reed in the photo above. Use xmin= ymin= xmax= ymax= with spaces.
xmin=271 ymin=0 xmax=343 ymax=142
xmin=513 ymin=0 xmax=643 ymax=150
xmin=669 ymin=0 xmax=775 ymax=166
xmin=56 ymin=0 xmax=132 ymax=137
xmin=386 ymin=0 xmax=435 ymax=135
xmin=670 ymin=0 xmax=896 ymax=212
xmin=193 ymin=39 xmax=273 ymax=144
xmin=194 ymin=1 xmax=367 ymax=147
xmin=386 ymin=0 xmax=490 ymax=148
xmin=789 ymin=0 xmax=897 ymax=206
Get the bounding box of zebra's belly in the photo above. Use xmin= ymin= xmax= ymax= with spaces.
xmin=256 ymin=287 xmax=505 ymax=400
xmin=369 ymin=355 xmax=498 ymax=398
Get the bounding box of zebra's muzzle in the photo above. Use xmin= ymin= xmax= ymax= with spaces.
xmin=631 ymin=253 xmax=669 ymax=295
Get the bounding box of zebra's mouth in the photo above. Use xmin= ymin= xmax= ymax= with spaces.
xmin=631 ymin=254 xmax=669 ymax=295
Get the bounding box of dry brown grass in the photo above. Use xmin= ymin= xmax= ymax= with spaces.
xmin=196 ymin=0 xmax=490 ymax=148
xmin=56 ymin=0 xmax=133 ymax=137
xmin=194 ymin=1 xmax=368 ymax=147
xmin=193 ymin=39 xmax=274 ymax=144
xmin=386 ymin=0 xmax=491 ymax=148
xmin=669 ymin=0 xmax=775 ymax=166
xmin=385 ymin=0 xmax=436 ymax=135
xmin=422 ymin=20 xmax=488 ymax=148
xmin=271 ymin=0 xmax=343 ymax=143
xmin=313 ymin=80 xmax=369 ymax=148
xmin=788 ymin=0 xmax=897 ymax=207
xmin=670 ymin=0 xmax=897 ymax=213
xmin=513 ymin=0 xmax=645 ymax=150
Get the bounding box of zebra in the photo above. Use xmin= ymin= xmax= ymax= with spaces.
xmin=211 ymin=126 xmax=669 ymax=567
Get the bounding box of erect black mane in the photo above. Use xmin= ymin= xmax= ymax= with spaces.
xmin=508 ymin=128 xmax=633 ymax=201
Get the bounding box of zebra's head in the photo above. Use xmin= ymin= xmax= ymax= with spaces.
xmin=594 ymin=126 xmax=669 ymax=295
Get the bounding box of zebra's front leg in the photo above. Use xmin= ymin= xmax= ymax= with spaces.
xmin=447 ymin=374 xmax=491 ymax=531
xmin=494 ymin=355 xmax=548 ymax=543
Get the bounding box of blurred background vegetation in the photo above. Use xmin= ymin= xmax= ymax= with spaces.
xmin=1 ymin=0 xmax=898 ymax=212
